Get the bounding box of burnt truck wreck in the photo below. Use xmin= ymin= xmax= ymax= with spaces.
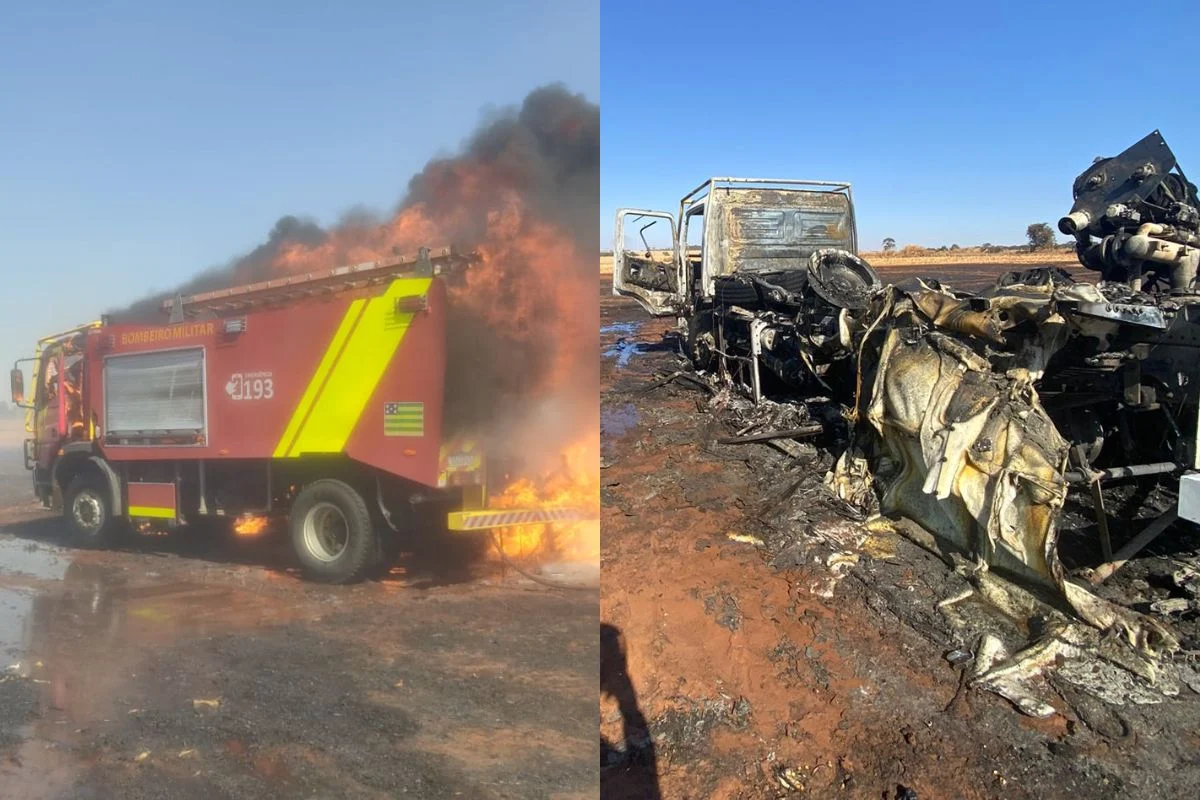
xmin=614 ymin=135 xmax=1200 ymax=715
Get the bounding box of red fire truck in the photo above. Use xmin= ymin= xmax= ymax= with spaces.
xmin=10 ymin=247 xmax=578 ymax=582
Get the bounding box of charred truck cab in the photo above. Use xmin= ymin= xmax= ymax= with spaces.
xmin=614 ymin=141 xmax=1200 ymax=587
xmin=11 ymin=247 xmax=575 ymax=583
xmin=613 ymin=177 xmax=879 ymax=401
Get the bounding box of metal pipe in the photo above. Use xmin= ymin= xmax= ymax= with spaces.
xmin=748 ymin=318 xmax=766 ymax=403
xmin=173 ymin=462 xmax=181 ymax=527
xmin=198 ymin=459 xmax=207 ymax=515
xmin=709 ymin=177 xmax=853 ymax=189
xmin=1089 ymin=509 xmax=1179 ymax=585
xmin=1058 ymin=211 xmax=1090 ymax=235
xmin=1064 ymin=461 xmax=1178 ymax=484
xmin=376 ymin=475 xmax=399 ymax=532
xmin=717 ymin=425 xmax=823 ymax=445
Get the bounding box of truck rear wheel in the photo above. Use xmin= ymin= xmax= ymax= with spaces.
xmin=64 ymin=474 xmax=121 ymax=548
xmin=289 ymin=479 xmax=377 ymax=584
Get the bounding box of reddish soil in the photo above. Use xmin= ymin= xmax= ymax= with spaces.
xmin=599 ymin=266 xmax=1200 ymax=800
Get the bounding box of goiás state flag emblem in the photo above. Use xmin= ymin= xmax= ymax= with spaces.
xmin=384 ymin=402 xmax=425 ymax=437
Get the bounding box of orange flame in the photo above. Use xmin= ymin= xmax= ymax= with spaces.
xmin=257 ymin=160 xmax=597 ymax=564
xmin=488 ymin=432 xmax=600 ymax=564
xmin=233 ymin=514 xmax=269 ymax=536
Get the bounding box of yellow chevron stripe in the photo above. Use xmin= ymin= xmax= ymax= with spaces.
xmin=285 ymin=277 xmax=433 ymax=457
xmin=273 ymin=298 xmax=367 ymax=458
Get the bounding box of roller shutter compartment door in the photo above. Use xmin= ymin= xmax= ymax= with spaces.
xmin=105 ymin=348 xmax=205 ymax=437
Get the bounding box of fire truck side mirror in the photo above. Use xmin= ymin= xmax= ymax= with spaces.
xmin=10 ymin=368 xmax=25 ymax=406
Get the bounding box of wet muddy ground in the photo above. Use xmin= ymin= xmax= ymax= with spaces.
xmin=600 ymin=266 xmax=1200 ymax=800
xmin=0 ymin=425 xmax=598 ymax=800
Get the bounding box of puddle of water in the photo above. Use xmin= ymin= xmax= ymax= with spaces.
xmin=0 ymin=553 xmax=297 ymax=667
xmin=0 ymin=562 xmax=301 ymax=724
xmin=0 ymin=586 xmax=35 ymax=660
xmin=602 ymin=339 xmax=647 ymax=368
xmin=0 ymin=538 xmax=71 ymax=581
xmin=601 ymin=404 xmax=640 ymax=439
xmin=0 ymin=545 xmax=325 ymax=795
xmin=601 ymin=322 xmax=640 ymax=336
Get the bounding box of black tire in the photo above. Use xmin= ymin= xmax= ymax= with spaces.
xmin=713 ymin=276 xmax=759 ymax=309
xmin=289 ymin=479 xmax=378 ymax=584
xmin=757 ymin=269 xmax=809 ymax=295
xmin=64 ymin=473 xmax=121 ymax=548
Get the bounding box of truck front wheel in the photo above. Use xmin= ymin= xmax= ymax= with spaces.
xmin=289 ymin=479 xmax=378 ymax=584
xmin=64 ymin=474 xmax=120 ymax=548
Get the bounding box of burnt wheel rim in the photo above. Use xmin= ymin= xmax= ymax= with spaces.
xmin=302 ymin=502 xmax=349 ymax=562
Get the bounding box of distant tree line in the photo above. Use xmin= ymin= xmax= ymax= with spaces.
xmin=874 ymin=222 xmax=1067 ymax=254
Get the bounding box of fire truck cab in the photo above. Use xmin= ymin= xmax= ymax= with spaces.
xmin=10 ymin=248 xmax=579 ymax=583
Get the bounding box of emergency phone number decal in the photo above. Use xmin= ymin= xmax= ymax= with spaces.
xmin=225 ymin=371 xmax=275 ymax=401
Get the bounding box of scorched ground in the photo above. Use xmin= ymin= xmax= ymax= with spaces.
xmin=600 ymin=274 xmax=1200 ymax=800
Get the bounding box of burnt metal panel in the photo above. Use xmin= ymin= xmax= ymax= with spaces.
xmin=1068 ymin=130 xmax=1176 ymax=223
xmin=709 ymin=188 xmax=855 ymax=276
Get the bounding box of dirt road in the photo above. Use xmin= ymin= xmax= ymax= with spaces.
xmin=0 ymin=418 xmax=598 ymax=800
xmin=600 ymin=268 xmax=1200 ymax=800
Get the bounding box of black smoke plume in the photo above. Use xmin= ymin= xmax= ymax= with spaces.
xmin=109 ymin=84 xmax=599 ymax=464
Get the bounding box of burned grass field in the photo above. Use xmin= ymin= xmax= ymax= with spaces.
xmin=599 ymin=269 xmax=1200 ymax=800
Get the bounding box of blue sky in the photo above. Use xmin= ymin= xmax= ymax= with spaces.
xmin=0 ymin=0 xmax=597 ymax=374
xmin=601 ymin=0 xmax=1200 ymax=251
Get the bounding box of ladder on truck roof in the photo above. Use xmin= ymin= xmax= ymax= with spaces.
xmin=162 ymin=246 xmax=476 ymax=320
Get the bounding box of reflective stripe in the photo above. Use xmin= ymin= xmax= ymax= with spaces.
xmin=128 ymin=505 xmax=176 ymax=519
xmin=273 ymin=298 xmax=367 ymax=457
xmin=285 ymin=278 xmax=433 ymax=456
xmin=446 ymin=507 xmax=594 ymax=531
